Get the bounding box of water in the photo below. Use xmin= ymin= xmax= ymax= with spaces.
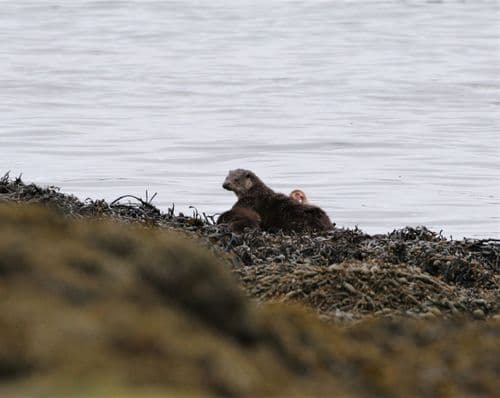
xmin=1 ymin=1 xmax=499 ymax=238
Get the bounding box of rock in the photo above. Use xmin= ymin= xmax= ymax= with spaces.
xmin=343 ymin=282 xmax=357 ymax=294
xmin=429 ymin=307 xmax=442 ymax=316
xmin=473 ymin=309 xmax=486 ymax=320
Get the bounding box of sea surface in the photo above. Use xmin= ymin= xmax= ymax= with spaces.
xmin=1 ymin=0 xmax=499 ymax=238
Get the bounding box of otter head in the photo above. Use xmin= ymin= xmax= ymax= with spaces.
xmin=222 ymin=169 xmax=258 ymax=197
xmin=290 ymin=189 xmax=308 ymax=204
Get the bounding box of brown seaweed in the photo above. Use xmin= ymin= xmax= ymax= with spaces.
xmin=1 ymin=172 xmax=498 ymax=321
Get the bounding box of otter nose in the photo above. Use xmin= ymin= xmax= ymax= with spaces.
xmin=223 ymin=182 xmax=231 ymax=190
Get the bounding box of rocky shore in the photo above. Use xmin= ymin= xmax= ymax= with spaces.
xmin=2 ymin=173 xmax=497 ymax=321
xmin=0 ymin=173 xmax=499 ymax=397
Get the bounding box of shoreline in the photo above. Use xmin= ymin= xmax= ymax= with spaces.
xmin=1 ymin=172 xmax=498 ymax=321
xmin=1 ymin=172 xmax=499 ymax=397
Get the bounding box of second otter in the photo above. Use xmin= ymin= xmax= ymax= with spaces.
xmin=221 ymin=169 xmax=333 ymax=233
xmin=290 ymin=189 xmax=308 ymax=204
xmin=217 ymin=207 xmax=261 ymax=233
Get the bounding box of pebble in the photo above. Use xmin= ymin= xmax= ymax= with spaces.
xmin=343 ymin=282 xmax=357 ymax=294
xmin=429 ymin=307 xmax=442 ymax=316
xmin=472 ymin=309 xmax=486 ymax=320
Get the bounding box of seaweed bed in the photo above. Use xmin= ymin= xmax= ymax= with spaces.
xmin=1 ymin=173 xmax=498 ymax=321
xmin=0 ymin=173 xmax=499 ymax=398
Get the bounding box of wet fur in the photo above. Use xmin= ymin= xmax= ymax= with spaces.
xmin=217 ymin=207 xmax=261 ymax=233
xmin=223 ymin=170 xmax=333 ymax=233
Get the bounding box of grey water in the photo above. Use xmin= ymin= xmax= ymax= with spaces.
xmin=1 ymin=1 xmax=499 ymax=238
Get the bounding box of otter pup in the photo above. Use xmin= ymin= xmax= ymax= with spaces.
xmin=217 ymin=207 xmax=261 ymax=233
xmin=290 ymin=189 xmax=308 ymax=204
xmin=221 ymin=169 xmax=333 ymax=233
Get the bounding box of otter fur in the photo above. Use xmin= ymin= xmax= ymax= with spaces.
xmin=221 ymin=169 xmax=333 ymax=233
xmin=217 ymin=207 xmax=261 ymax=233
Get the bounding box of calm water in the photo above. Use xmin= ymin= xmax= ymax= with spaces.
xmin=1 ymin=1 xmax=499 ymax=238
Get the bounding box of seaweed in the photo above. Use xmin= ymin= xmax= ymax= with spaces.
xmin=1 ymin=173 xmax=498 ymax=321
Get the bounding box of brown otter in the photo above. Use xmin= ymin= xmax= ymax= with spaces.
xmin=221 ymin=169 xmax=333 ymax=233
xmin=289 ymin=189 xmax=308 ymax=204
xmin=217 ymin=206 xmax=261 ymax=233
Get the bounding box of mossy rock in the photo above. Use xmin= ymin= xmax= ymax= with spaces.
xmin=0 ymin=204 xmax=498 ymax=398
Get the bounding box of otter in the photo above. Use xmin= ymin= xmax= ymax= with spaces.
xmin=289 ymin=189 xmax=308 ymax=204
xmin=221 ymin=169 xmax=333 ymax=233
xmin=217 ymin=206 xmax=261 ymax=233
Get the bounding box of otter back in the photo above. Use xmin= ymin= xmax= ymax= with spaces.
xmin=233 ymin=192 xmax=333 ymax=233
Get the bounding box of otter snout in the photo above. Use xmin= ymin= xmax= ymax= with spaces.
xmin=223 ymin=182 xmax=231 ymax=190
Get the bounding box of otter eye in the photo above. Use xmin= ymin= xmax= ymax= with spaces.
xmin=246 ymin=173 xmax=251 ymax=178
